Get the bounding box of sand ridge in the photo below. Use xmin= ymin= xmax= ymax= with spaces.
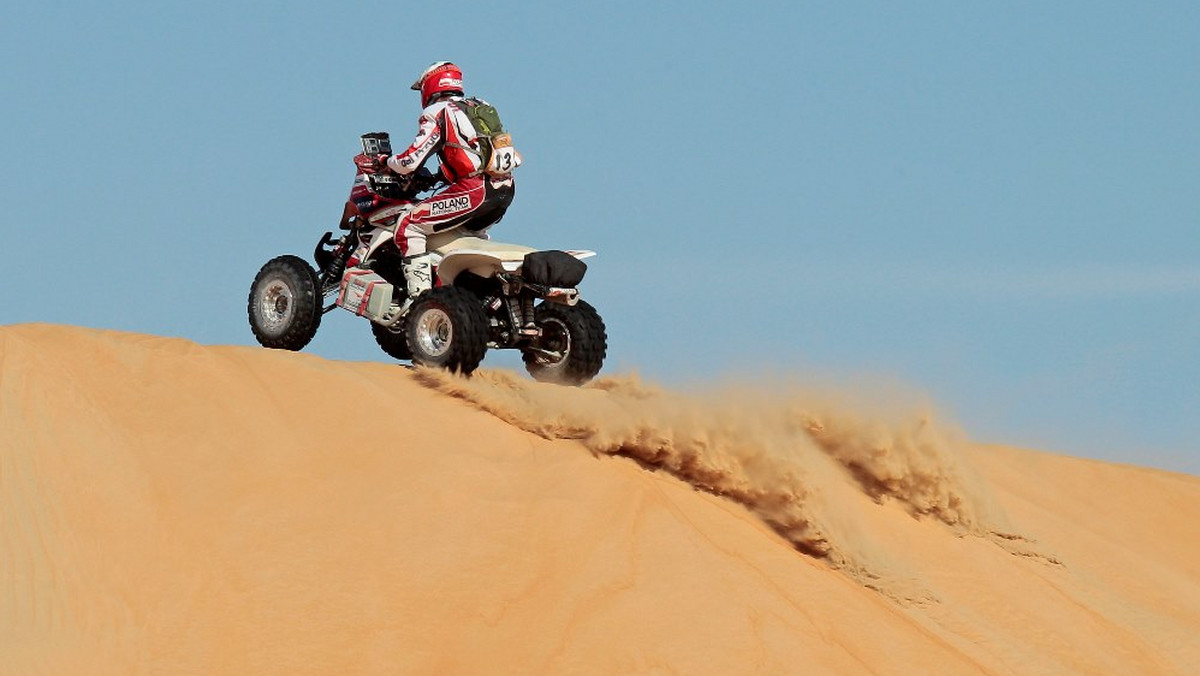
xmin=3 ymin=323 xmax=1199 ymax=674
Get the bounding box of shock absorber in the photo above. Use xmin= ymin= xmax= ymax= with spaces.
xmin=520 ymin=293 xmax=536 ymax=330
xmin=505 ymin=297 xmax=524 ymax=333
xmin=320 ymin=236 xmax=353 ymax=289
xmin=505 ymin=297 xmax=538 ymax=336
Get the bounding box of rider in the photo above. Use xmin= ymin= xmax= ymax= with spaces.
xmin=376 ymin=61 xmax=519 ymax=305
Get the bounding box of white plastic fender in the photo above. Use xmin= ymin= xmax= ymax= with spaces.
xmin=431 ymin=236 xmax=597 ymax=285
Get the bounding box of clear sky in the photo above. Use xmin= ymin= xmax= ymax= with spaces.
xmin=2 ymin=2 xmax=1197 ymax=474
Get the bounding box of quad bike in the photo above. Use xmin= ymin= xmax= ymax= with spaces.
xmin=247 ymin=136 xmax=607 ymax=386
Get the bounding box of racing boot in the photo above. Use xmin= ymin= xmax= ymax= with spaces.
xmin=399 ymin=253 xmax=434 ymax=315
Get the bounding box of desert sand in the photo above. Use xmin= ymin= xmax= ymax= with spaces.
xmin=2 ymin=323 xmax=1198 ymax=675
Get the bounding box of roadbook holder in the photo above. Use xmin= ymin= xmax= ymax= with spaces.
xmin=360 ymin=132 xmax=403 ymax=197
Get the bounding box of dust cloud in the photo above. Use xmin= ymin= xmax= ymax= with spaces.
xmin=413 ymin=368 xmax=1001 ymax=576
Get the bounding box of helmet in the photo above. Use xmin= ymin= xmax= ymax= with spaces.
xmin=411 ymin=61 xmax=464 ymax=106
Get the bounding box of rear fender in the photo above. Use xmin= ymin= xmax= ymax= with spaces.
xmin=432 ymin=235 xmax=597 ymax=287
xmin=563 ymin=250 xmax=597 ymax=261
xmin=436 ymin=250 xmax=514 ymax=286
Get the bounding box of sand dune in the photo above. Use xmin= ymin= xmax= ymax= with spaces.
xmin=2 ymin=324 xmax=1198 ymax=674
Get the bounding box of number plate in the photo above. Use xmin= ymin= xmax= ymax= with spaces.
xmin=487 ymin=134 xmax=518 ymax=175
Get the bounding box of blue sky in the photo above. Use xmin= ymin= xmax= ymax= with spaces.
xmin=2 ymin=2 xmax=1197 ymax=474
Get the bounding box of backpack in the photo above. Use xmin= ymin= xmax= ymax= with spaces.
xmin=453 ymin=98 xmax=519 ymax=177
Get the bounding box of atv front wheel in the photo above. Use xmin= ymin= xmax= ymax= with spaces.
xmin=405 ymin=287 xmax=488 ymax=375
xmin=523 ymin=300 xmax=607 ymax=386
xmin=248 ymin=255 xmax=322 ymax=351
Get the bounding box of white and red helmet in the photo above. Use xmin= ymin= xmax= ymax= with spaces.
xmin=411 ymin=61 xmax=464 ymax=106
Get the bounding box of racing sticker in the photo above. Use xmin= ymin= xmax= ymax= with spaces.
xmin=428 ymin=194 xmax=472 ymax=218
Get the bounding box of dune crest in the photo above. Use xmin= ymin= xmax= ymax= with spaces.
xmin=4 ymin=324 xmax=1199 ymax=675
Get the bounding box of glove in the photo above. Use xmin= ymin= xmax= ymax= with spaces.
xmin=353 ymin=153 xmax=383 ymax=173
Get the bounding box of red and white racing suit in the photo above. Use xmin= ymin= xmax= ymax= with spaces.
xmin=384 ymin=96 xmax=518 ymax=257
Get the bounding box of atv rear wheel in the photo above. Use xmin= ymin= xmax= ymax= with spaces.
xmin=248 ymin=255 xmax=322 ymax=351
xmin=523 ymin=300 xmax=607 ymax=386
xmin=405 ymin=286 xmax=489 ymax=375
xmin=371 ymin=321 xmax=413 ymax=361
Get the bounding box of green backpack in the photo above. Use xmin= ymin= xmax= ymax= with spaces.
xmin=453 ymin=98 xmax=518 ymax=176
